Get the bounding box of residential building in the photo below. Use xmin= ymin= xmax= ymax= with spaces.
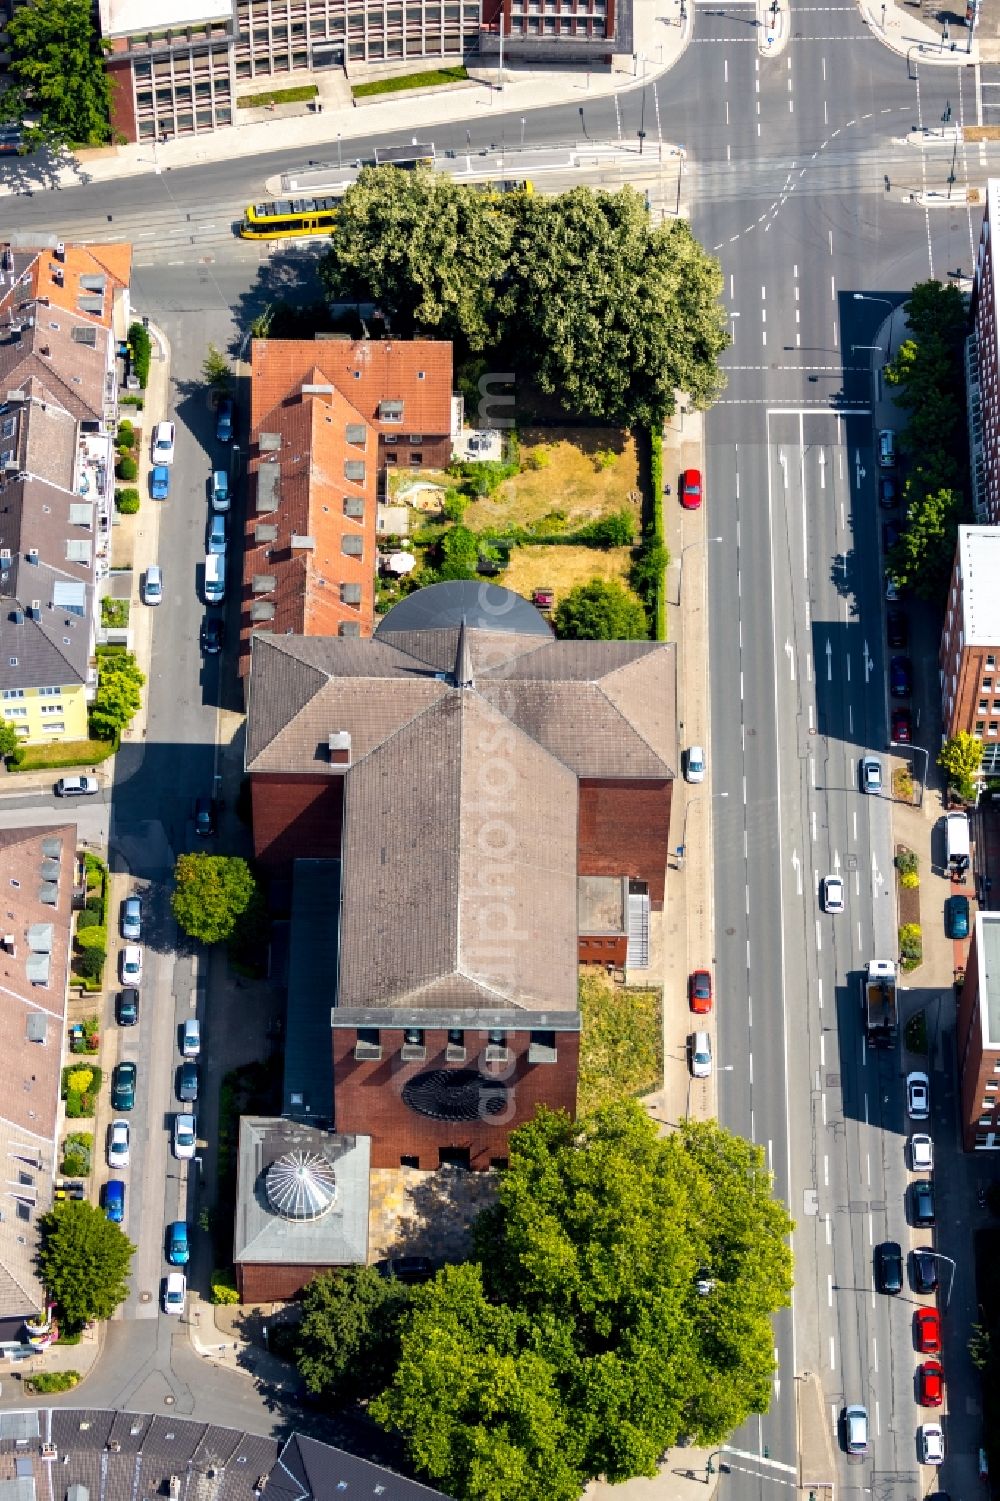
xmin=0 ymin=825 xmax=74 ymax=1349
xmin=240 ymin=337 xmax=453 ymax=679
xmin=970 ymin=178 xmax=1000 ymax=523
xmin=0 ymin=240 xmax=131 ymax=745
xmin=245 ymin=581 xmax=676 ymax=1171
xmin=957 ymin=909 xmax=1000 ymax=1149
xmin=939 ymin=525 xmax=1000 ymax=774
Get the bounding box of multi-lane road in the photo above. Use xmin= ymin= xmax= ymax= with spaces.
xmin=1 ymin=0 xmax=994 ymax=1479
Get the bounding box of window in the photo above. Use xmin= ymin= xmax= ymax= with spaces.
xmin=989 ymin=655 xmax=997 ymax=668
xmin=344 ymin=460 xmax=365 ymax=481
xmin=345 ymin=423 xmax=366 ymax=445
xmin=355 ymin=1027 xmax=381 ymax=1060
xmin=38 ymin=687 xmax=60 ymax=697
xmin=529 ymin=1029 xmax=557 ymax=1063
xmin=977 ymin=721 xmax=986 ymax=734
xmin=39 ymin=704 xmax=62 ymax=715
xmin=984 ymin=678 xmax=994 ymax=691
xmin=380 ymin=400 xmax=404 ymax=422
xmin=402 ymin=1027 xmax=426 ymax=1060
xmin=987 ymin=1080 xmax=998 ymax=1091
xmin=410 ymin=452 xmax=423 ymax=466
xmin=490 ymin=1157 xmax=509 ymax=1170
xmin=409 ymin=433 xmax=424 ymax=443
xmin=400 ymin=1154 xmax=420 ymax=1168
xmin=404 ymin=1028 xmax=424 ymax=1046
xmin=990 ymin=722 xmax=998 ymax=737
xmin=43 ymin=723 xmax=64 ymax=734
xmin=4 ymin=706 xmax=26 ymax=718
xmin=980 ymin=700 xmax=989 ymax=712
xmin=2 ymin=689 xmax=24 ymax=699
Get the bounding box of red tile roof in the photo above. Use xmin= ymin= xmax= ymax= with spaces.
xmin=250 ymin=338 xmax=453 ymax=438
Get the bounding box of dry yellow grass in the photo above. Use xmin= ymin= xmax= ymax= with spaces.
xmin=503 ymin=544 xmax=633 ymax=605
xmin=465 ymin=427 xmax=640 ymax=532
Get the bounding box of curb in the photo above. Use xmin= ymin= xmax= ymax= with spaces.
xmin=859 ymin=0 xmax=979 ymax=65
xmin=756 ymin=0 xmax=790 ymax=57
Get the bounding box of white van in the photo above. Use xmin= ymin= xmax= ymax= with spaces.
xmin=945 ymin=810 xmax=970 ymax=867
xmin=204 ymin=553 xmax=225 ymax=604
xmin=181 ymin=1017 xmax=201 ymax=1058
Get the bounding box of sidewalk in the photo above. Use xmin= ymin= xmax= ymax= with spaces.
xmin=861 ymin=0 xmax=980 ymax=65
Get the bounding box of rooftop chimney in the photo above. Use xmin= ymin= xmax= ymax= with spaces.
xmin=328 ymin=731 xmax=351 ymax=767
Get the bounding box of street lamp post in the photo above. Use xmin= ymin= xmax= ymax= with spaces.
xmin=853 ymin=291 xmax=896 ymax=361
xmin=337 ymin=132 xmax=342 ymax=170
xmin=676 ymin=535 xmax=722 ymax=605
xmin=891 ymin=740 xmax=928 ymax=806
xmin=520 ymin=116 xmax=525 ymax=147
xmin=934 ymin=1252 xmax=957 ymax=1311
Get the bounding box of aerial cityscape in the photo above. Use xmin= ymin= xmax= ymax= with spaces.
xmin=0 ymin=0 xmax=997 ymax=1496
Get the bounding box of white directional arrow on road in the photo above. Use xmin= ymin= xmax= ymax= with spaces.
xmin=855 ymin=449 xmax=866 ymax=487
xmin=818 ymin=449 xmax=826 ymax=491
xmin=792 ymin=849 xmax=803 ymax=896
xmin=785 ymin=639 xmax=795 ymax=681
xmin=826 ymin=639 xmax=833 ymax=681
xmin=779 ymin=450 xmax=788 ymax=488
xmin=872 ymin=850 xmax=884 ymax=893
xmin=864 ymin=640 xmax=873 ymax=683
xmin=834 ymin=849 xmax=841 ymax=871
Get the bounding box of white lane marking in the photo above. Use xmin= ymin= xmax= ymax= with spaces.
xmin=721 ymin=1449 xmax=797 ymax=1478
xmin=873 ymin=1336 xmax=878 ymax=1373
xmin=823 ymin=1155 xmax=829 ymax=1186
xmin=822 ymin=1092 xmax=827 ymax=1125
xmin=866 ymin=1152 xmax=871 ymax=1186
xmin=831 ymin=274 xmax=836 ymax=300
xmin=825 ymin=1213 xmax=831 ymax=1245
xmin=868 ymin=1212 xmax=873 ymax=1245
xmin=816 ymin=919 xmax=822 ymax=951
xmin=810 ymin=756 xmax=816 ymax=784
xmin=818 ymin=976 xmax=823 ymax=1008
xmin=724 ymin=57 xmax=729 ymax=82
xmin=811 ymin=809 xmax=816 ymax=842
xmin=857 ymin=919 xmax=863 ymax=948
xmin=853 ymin=810 xmax=858 ymax=840
xmin=875 ymin=1401 xmax=880 ymax=1437
xmin=768 ymin=1140 xmax=773 ymax=1173
xmin=829 ymin=1336 xmax=836 ymax=1371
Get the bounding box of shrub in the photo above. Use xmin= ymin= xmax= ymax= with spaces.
xmin=76 ymin=948 xmax=105 ymax=981
xmin=115 ymin=489 xmax=139 ymax=515
xmin=76 ymin=909 xmax=100 ymax=930
xmin=101 ymin=597 xmax=130 ymax=629
xmin=27 ymin=1372 xmax=79 ymax=1394
xmin=85 ymin=894 xmax=103 ymax=916
xmin=75 ymin=925 xmax=106 ymax=953
xmin=65 ymin=1068 xmax=94 ymax=1097
xmin=576 ymin=508 xmax=636 ymax=548
xmin=524 ymin=446 xmax=550 ymax=471
xmin=61 ymin=1152 xmax=88 ymax=1178
xmin=900 ymin=870 xmax=920 ymax=890
xmin=894 ymin=848 xmax=919 ymax=877
xmin=127 ymin=322 xmax=152 ymax=387
xmin=442 ymin=491 xmax=468 ymax=523
xmin=899 ymin=923 xmax=923 ymax=969
xmin=116 ymin=419 xmax=135 ymax=448
xmin=593 ymin=447 xmax=617 ymax=471
xmin=210 ymin=1269 xmax=240 ymax=1305
xmin=116 ymin=454 xmax=137 ymax=482
xmin=119 ymin=393 xmax=144 ymax=409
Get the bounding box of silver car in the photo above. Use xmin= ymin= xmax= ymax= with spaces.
xmin=689 ymin=1030 xmax=712 ymax=1079
xmin=844 ymin=1405 xmax=868 ymax=1455
xmin=121 ymin=895 xmax=142 ymax=942
xmin=143 ymin=565 xmax=163 ymax=606
xmin=860 ymin=756 xmax=882 ymax=795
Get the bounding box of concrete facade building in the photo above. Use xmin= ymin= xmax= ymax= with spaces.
xmin=939 ymin=525 xmax=1000 ymax=775
xmin=957 ymin=909 xmax=1000 ymax=1149
xmin=970 ymin=178 xmax=1000 ymax=523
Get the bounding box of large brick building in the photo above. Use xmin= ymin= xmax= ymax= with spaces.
xmin=939 ymin=525 xmax=1000 ymax=776
xmin=956 ymin=909 xmax=1000 ymax=1150
xmin=245 ymin=581 xmax=676 ymax=1172
xmin=970 ymin=178 xmax=1000 ymax=522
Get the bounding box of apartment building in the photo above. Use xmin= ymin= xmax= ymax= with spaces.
xmin=970 ymin=178 xmax=1000 ymax=522
xmin=957 ymin=909 xmax=1000 ymax=1149
xmin=0 ymin=241 xmax=132 ymax=745
xmin=939 ymin=525 xmax=1000 ymax=775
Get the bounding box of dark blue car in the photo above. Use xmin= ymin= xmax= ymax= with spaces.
xmin=103 ymin=1179 xmax=125 ymax=1223
xmin=215 ymin=398 xmax=233 ymax=443
xmin=889 ymin=655 xmax=912 ymax=698
xmin=946 ymin=894 xmax=970 ymax=940
xmin=166 ymin=1221 xmax=190 ymax=1265
xmin=151 ymin=464 xmax=170 ymax=500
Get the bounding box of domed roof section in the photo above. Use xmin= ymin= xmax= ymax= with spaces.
xmin=376 ymin=581 xmax=552 ymax=639
xmin=265 ymin=1150 xmax=337 ymax=1221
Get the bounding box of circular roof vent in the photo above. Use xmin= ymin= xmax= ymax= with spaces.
xmin=265 ymin=1151 xmax=337 ymax=1221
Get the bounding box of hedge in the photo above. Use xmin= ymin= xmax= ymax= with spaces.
xmin=127 ymin=322 xmax=152 ymax=388
xmin=115 ymin=490 xmax=140 ymax=515
xmin=211 ymin=1269 xmax=240 ymax=1305
xmin=116 ymin=419 xmax=135 ymax=448
xmin=116 ymin=454 xmax=137 ymax=482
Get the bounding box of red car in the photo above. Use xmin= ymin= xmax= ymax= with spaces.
xmin=688 ymin=969 xmax=713 ymax=1014
xmin=680 ymin=469 xmax=703 ymax=510
xmin=915 ymin=1307 xmax=941 ymax=1354
xmin=891 ymin=707 xmax=912 ymax=744
xmin=918 ymin=1360 xmax=944 ymax=1407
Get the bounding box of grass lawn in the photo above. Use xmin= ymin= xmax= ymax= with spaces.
xmin=237 ymin=84 xmax=318 ymax=108
xmin=352 ymin=66 xmax=469 ymax=98
xmin=578 ymin=969 xmax=662 ymax=1115
xmin=10 ymin=738 xmax=115 ymax=772
xmin=464 ymin=428 xmax=640 ymax=533
xmin=503 ymin=544 xmax=633 ymax=606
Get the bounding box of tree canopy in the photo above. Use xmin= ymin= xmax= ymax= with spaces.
xmin=295 ymin=1266 xmax=415 ymax=1404
xmin=939 ymin=730 xmax=983 ymax=801
xmin=320 ymin=171 xmax=728 ymax=427
xmin=0 ymin=721 xmax=20 ymax=759
xmin=373 ymin=1103 xmax=794 ymax=1501
xmin=553 ymin=579 xmax=649 ymax=640
xmin=89 ymin=651 xmax=145 ymax=741
xmin=171 ymin=854 xmax=258 ymax=945
xmin=0 ymin=0 xmax=111 ymax=151
xmin=37 ymin=1200 xmax=134 ymax=1330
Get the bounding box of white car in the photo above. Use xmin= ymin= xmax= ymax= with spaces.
xmin=685 ymin=745 xmax=706 ymax=784
xmin=55 ymin=775 xmax=99 ymax=797
xmin=910 ymin=1133 xmax=933 ymax=1172
xmin=822 ymin=875 xmax=844 ymax=914
xmin=107 ymin=1118 xmax=130 ymax=1169
xmin=689 ymin=1030 xmax=712 ymax=1079
xmin=120 ymin=945 xmax=142 ymax=985
xmin=172 ymin=1112 xmax=196 ymax=1160
xmin=919 ymin=1423 xmax=944 ymax=1466
xmin=907 ymin=1071 xmax=930 ymax=1121
xmin=143 ymin=564 xmax=163 ymax=606
xmin=152 ymin=420 xmax=175 ymax=465
xmin=163 ymin=1271 xmax=186 ymax=1316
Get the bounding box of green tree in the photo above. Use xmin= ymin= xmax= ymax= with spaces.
xmin=89 ymin=652 xmax=145 ymax=741
xmin=0 ymin=720 xmax=20 ymax=759
xmin=203 ymin=343 xmax=233 ymax=391
xmin=296 ymin=1266 xmax=414 ymax=1403
xmin=37 ymin=1200 xmax=134 ymax=1330
xmin=553 ymin=579 xmax=648 ymax=641
xmin=437 ymin=524 xmax=480 ymax=581
xmin=171 ymin=853 xmax=258 ymax=945
xmin=939 ymin=730 xmax=983 ymax=802
xmin=887 ymin=485 xmax=963 ymax=599
xmin=0 ymin=0 xmax=111 ymax=150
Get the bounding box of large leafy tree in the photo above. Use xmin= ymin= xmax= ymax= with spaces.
xmin=374 ymin=1103 xmax=793 ymax=1500
xmin=38 ymin=1200 xmax=134 ymax=1330
xmin=171 ymin=853 xmax=258 ymax=945
xmin=553 ymin=579 xmax=649 ymax=641
xmin=939 ymin=730 xmax=984 ymax=801
xmin=888 ymin=485 xmax=963 ymax=599
xmin=0 ymin=0 xmax=111 ymax=150
xmin=89 ymin=652 xmax=145 ymax=741
xmin=295 ymin=1266 xmax=414 ymax=1403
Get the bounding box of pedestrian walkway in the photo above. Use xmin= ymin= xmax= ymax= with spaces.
xmin=861 ymin=0 xmax=980 ymax=66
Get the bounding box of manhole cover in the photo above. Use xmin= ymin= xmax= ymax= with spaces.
xmin=139 ymin=1291 xmax=152 ymax=1303
xmin=164 ymin=1396 xmax=175 ymax=1407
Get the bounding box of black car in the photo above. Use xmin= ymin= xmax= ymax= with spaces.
xmin=200 ymin=617 xmax=224 ymax=655
xmin=912 ymin=1179 xmax=936 ymax=1228
xmin=215 ymin=397 xmax=234 ymax=443
xmin=912 ymin=1249 xmax=938 ymax=1294
xmin=887 ymin=608 xmax=908 ymax=650
xmin=882 ymin=521 xmax=901 ymax=552
xmin=889 ymin=655 xmax=913 ymax=698
xmin=177 ymin=1061 xmax=200 ymax=1103
xmin=376 ymin=1256 xmax=434 ymax=1283
xmin=879 ymin=476 xmax=898 ymax=507
xmin=875 ymin=1240 xmax=903 ymax=1295
xmin=116 ymin=988 xmax=139 ymax=1026
xmin=194 ymin=796 xmax=217 ymax=837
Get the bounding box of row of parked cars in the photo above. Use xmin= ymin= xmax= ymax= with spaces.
xmin=104 ymin=892 xmax=199 ymax=1314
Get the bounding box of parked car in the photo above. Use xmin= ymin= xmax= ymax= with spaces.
xmin=151 ymin=464 xmax=170 ymax=500
xmin=885 ymin=570 xmax=899 ymax=602
xmin=194 ymin=795 xmax=216 ymax=837
xmin=916 ymin=1307 xmax=942 ymax=1353
xmin=918 ymin=1361 xmax=944 ymax=1407
xmin=200 ymin=616 xmax=224 ymax=655
xmin=177 ymin=1061 xmax=199 ymax=1103
xmin=116 ymin=988 xmax=138 ymax=1027
xmin=890 ymin=655 xmax=912 ymax=697
xmin=215 ymin=397 xmax=234 ymax=443
xmin=120 ymin=895 xmax=142 ymax=941
xmin=912 ymin=1179 xmax=936 ymax=1228
xmin=689 ymin=1030 xmax=712 ymax=1079
xmin=861 ymin=756 xmax=882 ymax=795
xmin=211 ymin=469 xmax=230 ymax=512
xmin=143 ymin=565 xmax=163 ymax=606
xmin=111 ymin=1061 xmax=137 ymax=1112
xmin=892 ymin=707 xmax=912 ymax=743
xmin=680 ymin=469 xmax=703 ymax=510
xmin=883 ymin=521 xmax=901 ymax=552
xmin=376 ymin=1256 xmax=434 ymax=1283
xmin=163 ymin=1271 xmax=187 ymax=1315
xmin=878 ymin=428 xmax=896 ymax=468
xmin=946 ymin=894 xmax=970 ymax=939
xmin=152 ymin=420 xmax=175 ymax=465
xmin=181 ymin=1017 xmax=201 ymax=1058
xmin=907 ymin=1071 xmax=930 ymax=1120
xmin=173 ymin=1112 xmax=197 ymax=1160
xmin=843 ymin=1405 xmax=868 ymax=1455
xmin=685 ymin=745 xmax=706 ymax=784
xmin=822 ymin=874 xmax=844 ymax=914
xmin=919 ymin=1424 xmax=945 ymax=1466
xmin=874 ymin=1240 xmax=903 ymax=1295
xmin=55 ymin=775 xmax=98 ymax=797
xmin=120 ymin=945 xmax=142 ymax=985
xmin=166 ymin=1221 xmax=190 ymax=1266
xmin=910 ymin=1133 xmax=933 ymax=1172
xmin=887 ymin=608 xmax=908 ymax=649
xmin=107 ymin=1119 xmax=130 ymax=1169
xmin=688 ymin=969 xmax=713 ymax=1014
xmin=207 ymin=512 xmax=228 ymax=555
xmin=912 ymin=1249 xmax=938 ymax=1294
xmin=879 ymin=475 xmax=898 ymax=507
xmin=103 ymin=1179 xmax=125 ymax=1223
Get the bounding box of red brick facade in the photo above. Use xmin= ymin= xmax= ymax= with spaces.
xmin=578 ymin=779 xmax=672 ymax=908
xmin=106 ymin=56 xmax=137 ymax=144
xmin=236 ymin=1261 xmax=336 ymax=1303
xmin=333 ymin=1026 xmax=580 ymax=1169
xmin=252 ymin=774 xmax=344 ymax=866
xmin=578 ymin=934 xmax=627 ymax=965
